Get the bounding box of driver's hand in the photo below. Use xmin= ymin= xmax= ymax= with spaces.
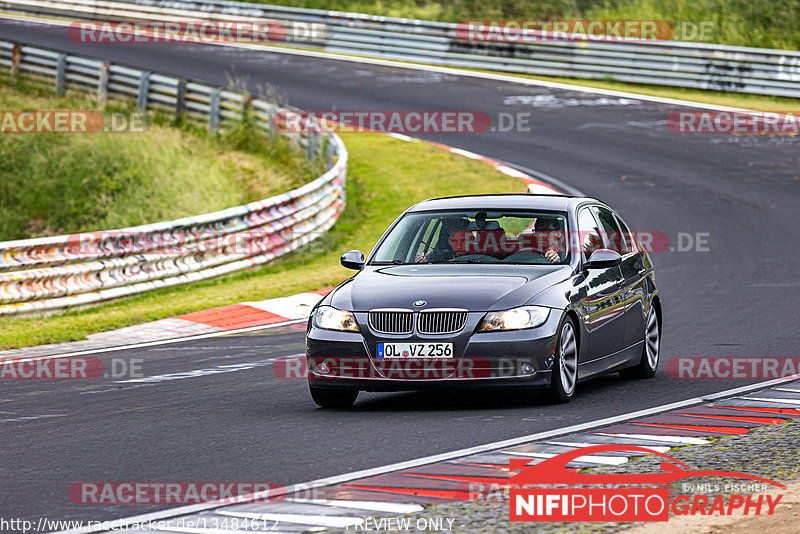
xmin=544 ymin=250 xmax=560 ymax=263
xmin=415 ymin=252 xmax=430 ymax=263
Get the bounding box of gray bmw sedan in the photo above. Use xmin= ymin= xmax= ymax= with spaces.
xmin=306 ymin=194 xmax=660 ymax=407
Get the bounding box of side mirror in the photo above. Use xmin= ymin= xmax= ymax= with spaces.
xmin=340 ymin=250 xmax=365 ymax=270
xmin=584 ymin=249 xmax=622 ymax=270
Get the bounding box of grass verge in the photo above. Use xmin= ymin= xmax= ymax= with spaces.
xmin=0 ymin=85 xmax=322 ymax=241
xmin=0 ymin=133 xmax=522 ymax=349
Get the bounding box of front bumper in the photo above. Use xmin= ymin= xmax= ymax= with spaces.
xmin=305 ymin=310 xmax=560 ymax=391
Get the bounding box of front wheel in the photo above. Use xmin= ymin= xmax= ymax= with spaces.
xmin=309 ymin=385 xmax=358 ymax=408
xmin=545 ymin=317 xmax=578 ymax=404
xmin=620 ymin=305 xmax=660 ymax=379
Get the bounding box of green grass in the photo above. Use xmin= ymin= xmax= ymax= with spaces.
xmin=0 ymin=133 xmax=522 ymax=349
xmin=253 ymin=0 xmax=799 ymax=50
xmin=0 ymin=86 xmax=322 ymax=241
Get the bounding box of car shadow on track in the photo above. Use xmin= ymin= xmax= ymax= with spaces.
xmin=325 ymin=374 xmax=628 ymax=412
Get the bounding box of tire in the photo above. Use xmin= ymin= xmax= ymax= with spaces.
xmin=620 ymin=305 xmax=660 ymax=379
xmin=545 ymin=317 xmax=579 ymax=404
xmin=309 ymin=385 xmax=358 ymax=408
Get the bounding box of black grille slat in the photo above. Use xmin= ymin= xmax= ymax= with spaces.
xmin=369 ymin=311 xmax=413 ymax=334
xmin=418 ymin=311 xmax=467 ymax=334
xmin=369 ymin=310 xmax=467 ymax=334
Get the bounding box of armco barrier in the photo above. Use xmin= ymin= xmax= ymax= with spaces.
xmin=1 ymin=0 xmax=799 ymax=97
xmin=0 ymin=37 xmax=347 ymax=316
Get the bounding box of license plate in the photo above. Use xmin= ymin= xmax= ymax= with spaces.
xmin=377 ymin=342 xmax=453 ymax=359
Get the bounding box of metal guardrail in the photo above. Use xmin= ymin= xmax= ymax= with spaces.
xmin=0 ymin=37 xmax=347 ymax=316
xmin=1 ymin=0 xmax=799 ymax=97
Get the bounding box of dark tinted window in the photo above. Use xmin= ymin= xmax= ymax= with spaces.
xmin=591 ymin=206 xmax=625 ymax=254
xmin=613 ymin=213 xmax=639 ymax=254
xmin=577 ymin=208 xmax=603 ymax=258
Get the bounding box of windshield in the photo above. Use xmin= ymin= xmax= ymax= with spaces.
xmin=371 ymin=209 xmax=571 ymax=265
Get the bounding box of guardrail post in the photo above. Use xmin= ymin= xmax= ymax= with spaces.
xmin=267 ymin=105 xmax=276 ymax=138
xmin=307 ymin=131 xmax=316 ymax=161
xmin=209 ymin=88 xmax=221 ymax=130
xmin=136 ymin=71 xmax=151 ymax=111
xmin=175 ymin=79 xmax=186 ymax=119
xmin=326 ymin=138 xmax=337 ymax=169
xmin=97 ymin=62 xmax=109 ymax=109
xmin=243 ymin=95 xmax=252 ymax=122
xmin=10 ymin=43 xmax=21 ymax=86
xmin=55 ymin=54 xmax=67 ymax=95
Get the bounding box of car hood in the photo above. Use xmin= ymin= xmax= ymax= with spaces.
xmin=329 ymin=264 xmax=572 ymax=312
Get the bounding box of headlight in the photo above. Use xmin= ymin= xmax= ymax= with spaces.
xmin=314 ymin=306 xmax=360 ymax=332
xmin=479 ymin=306 xmax=550 ymax=332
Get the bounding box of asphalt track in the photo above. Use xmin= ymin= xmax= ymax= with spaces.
xmin=1 ymin=19 xmax=800 ymax=525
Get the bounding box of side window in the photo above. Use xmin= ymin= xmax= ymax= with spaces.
xmin=577 ymin=208 xmax=603 ymax=258
xmin=591 ymin=206 xmax=625 ymax=254
xmin=412 ymin=219 xmax=440 ymax=260
xmin=613 ymin=213 xmax=639 ymax=254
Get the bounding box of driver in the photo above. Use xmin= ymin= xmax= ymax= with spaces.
xmin=529 ymin=216 xmax=565 ymax=263
xmin=415 ymin=218 xmax=470 ymax=263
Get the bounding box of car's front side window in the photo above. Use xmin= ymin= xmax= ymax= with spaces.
xmin=591 ymin=206 xmax=626 ymax=254
xmin=577 ymin=207 xmax=604 ymax=259
xmin=613 ymin=212 xmax=639 ymax=254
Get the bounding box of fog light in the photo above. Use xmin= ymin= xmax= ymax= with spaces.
xmin=318 ymin=362 xmax=331 ymax=374
xmin=521 ymin=363 xmax=535 ymax=375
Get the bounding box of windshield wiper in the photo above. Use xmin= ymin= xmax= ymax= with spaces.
xmin=371 ymin=259 xmax=406 ymax=265
xmin=438 ymin=258 xmax=484 ymax=264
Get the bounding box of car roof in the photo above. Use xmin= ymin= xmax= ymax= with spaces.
xmin=406 ymin=193 xmax=603 ymax=213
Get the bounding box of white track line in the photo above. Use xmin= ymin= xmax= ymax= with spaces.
xmin=502 ymin=450 xmax=629 ymax=466
xmin=742 ymin=396 xmax=800 ymax=406
xmin=593 ymin=433 xmax=710 ymax=445
xmin=215 ymin=510 xmax=363 ymax=528
xmin=285 ymin=498 xmax=423 ymax=514
xmin=56 ymin=374 xmax=800 ymax=533
xmin=543 ymin=441 xmax=671 ymax=453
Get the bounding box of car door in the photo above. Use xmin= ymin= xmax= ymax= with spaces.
xmin=575 ymin=207 xmax=625 ymax=369
xmin=612 ymin=210 xmax=650 ymax=350
xmin=590 ymin=206 xmax=645 ymax=355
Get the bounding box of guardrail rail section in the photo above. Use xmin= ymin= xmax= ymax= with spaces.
xmin=0 ymin=38 xmax=348 ymax=315
xmin=1 ymin=0 xmax=799 ymax=97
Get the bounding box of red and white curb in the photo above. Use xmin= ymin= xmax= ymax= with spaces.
xmin=0 ymin=288 xmax=333 ymax=362
xmin=60 ymin=376 xmax=800 ymax=533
